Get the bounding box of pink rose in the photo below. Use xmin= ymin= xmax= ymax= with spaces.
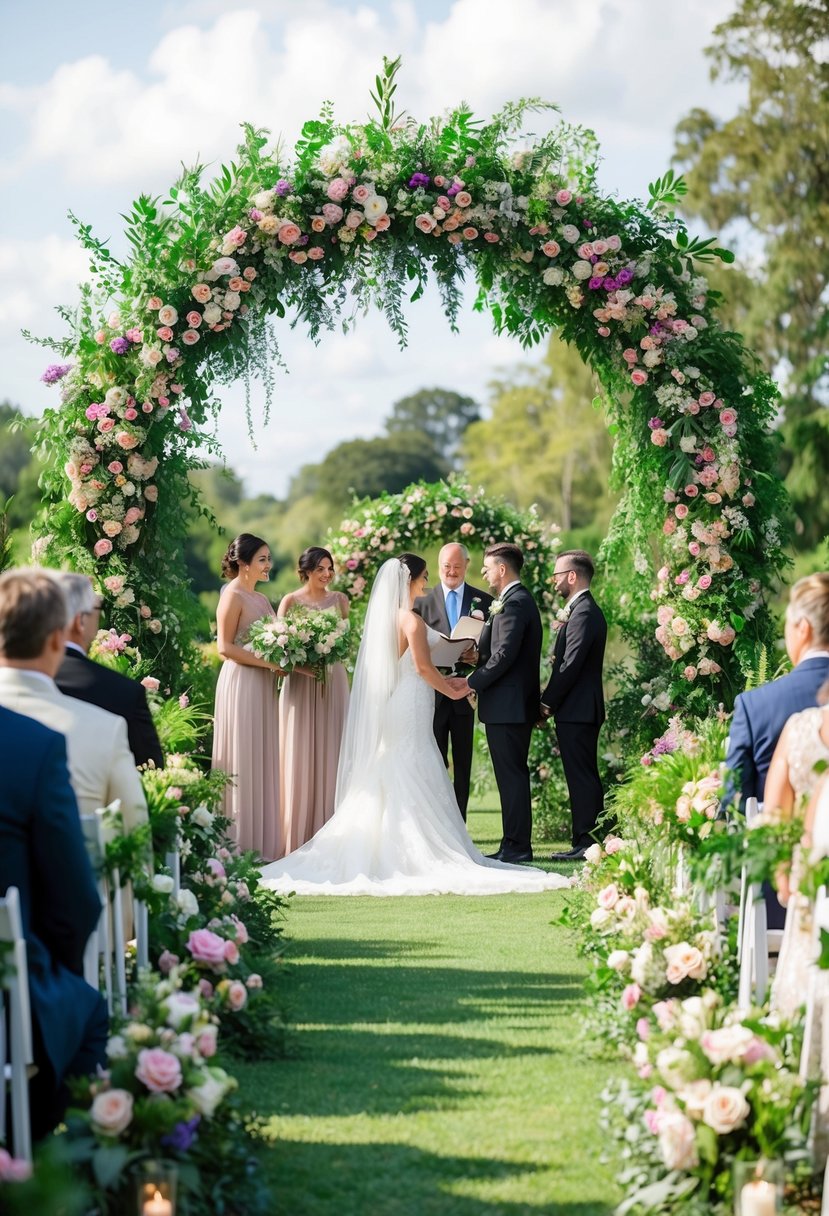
xmin=462 ymin=226 xmax=478 ymax=240
xmin=86 ymin=509 xmax=98 ymax=522
xmin=684 ymin=484 xmax=698 ymax=498
xmin=674 ymin=504 xmax=689 ymax=519
xmin=650 ymin=429 xmax=668 ymax=447
xmin=374 ymin=214 xmax=391 ymax=231
xmin=246 ymin=973 xmax=263 ymax=989
xmin=227 ymin=980 xmax=248 ymax=1011
xmin=698 ymin=391 xmax=716 ymax=407
xmin=483 ymin=231 xmax=500 ymax=243
xmin=683 ymin=665 xmax=697 ymax=681
xmin=158 ymin=950 xmax=179 ymax=975
xmin=197 ymin=1029 xmax=218 ymax=1058
xmin=327 ymin=177 xmax=350 ymax=202
xmin=181 ymin=329 xmax=200 ymax=345
xmin=311 ymin=216 xmax=326 ymax=233
xmin=352 ymin=183 xmax=373 ymax=203
xmin=94 ymin=539 xmax=113 ymax=558
xmin=198 ymin=978 xmax=214 ymax=999
xmin=230 ymin=915 xmax=249 ymax=944
xmin=124 ymin=507 xmax=142 ymax=525
xmin=415 ymin=213 xmax=437 ymax=233
xmin=136 ymin=1047 xmax=182 ymax=1094
xmin=308 ymin=246 xmax=325 ymax=260
xmin=192 ymin=284 xmax=212 ymax=304
xmin=141 ymin=676 xmax=160 ymax=692
xmin=223 ymin=939 xmax=240 ymax=965
xmin=630 ymin=369 xmax=648 ymax=386
xmin=719 ymin=408 xmax=737 ymax=427
xmin=116 ymin=432 xmax=139 ymax=450
xmin=147 ymin=296 xmax=163 ymax=310
xmin=206 ymin=858 xmax=226 ymax=879
xmin=321 ymin=203 xmax=343 ymax=224
xmin=454 ymin=190 xmax=472 ymax=208
xmin=144 ymin=485 xmax=158 ymax=502
xmin=622 ymin=983 xmax=642 ymax=1011
xmin=437 ymin=195 xmax=452 ymax=212
xmin=542 ymin=240 xmax=561 ymax=257
xmin=698 ymin=574 xmax=712 ymax=590
xmin=157 ymin=326 xmax=174 ymax=342
xmin=186 ymin=311 xmax=202 ymax=327
xmin=90 ymin=1088 xmax=134 ymax=1136
xmin=187 ymin=928 xmax=227 ymax=967
xmin=555 ymin=189 xmax=573 ymax=206
xmin=98 ymin=418 xmax=115 ymax=433
xmin=277 ymin=222 xmax=302 ymax=245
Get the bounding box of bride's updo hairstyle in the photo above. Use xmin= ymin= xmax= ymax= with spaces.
xmin=298 ymin=546 xmax=334 ymax=581
xmin=221 ymin=533 xmax=267 ymax=580
xmin=397 ymin=553 xmax=427 ymax=581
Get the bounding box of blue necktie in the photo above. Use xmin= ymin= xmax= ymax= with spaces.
xmin=446 ymin=589 xmax=459 ymax=631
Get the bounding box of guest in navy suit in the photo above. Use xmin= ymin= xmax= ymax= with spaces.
xmin=414 ymin=543 xmax=492 ymax=820
xmin=725 ymin=572 xmax=829 ymax=809
xmin=0 ymin=703 xmax=106 ymax=1139
xmin=54 ymin=572 xmax=163 ymax=770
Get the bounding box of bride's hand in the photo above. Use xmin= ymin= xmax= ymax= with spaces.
xmin=445 ymin=676 xmax=470 ymax=700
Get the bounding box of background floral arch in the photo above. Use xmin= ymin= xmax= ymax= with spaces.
xmin=31 ymin=59 xmax=788 ymax=706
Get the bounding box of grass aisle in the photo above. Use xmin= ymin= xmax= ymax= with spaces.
xmin=237 ymin=806 xmax=623 ymax=1215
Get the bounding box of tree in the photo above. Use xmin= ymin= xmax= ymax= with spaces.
xmin=385 ymin=388 xmax=480 ymax=466
xmin=290 ymin=432 xmax=447 ymax=511
xmin=461 ymin=335 xmax=615 ymax=535
xmin=672 ymin=0 xmax=829 ymax=542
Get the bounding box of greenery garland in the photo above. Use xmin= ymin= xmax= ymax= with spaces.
xmin=30 ymin=58 xmax=788 ymax=700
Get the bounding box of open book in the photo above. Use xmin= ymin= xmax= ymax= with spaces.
xmin=430 ymin=615 xmax=485 ymax=668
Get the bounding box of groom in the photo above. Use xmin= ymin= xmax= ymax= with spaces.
xmin=461 ymin=543 xmax=542 ymax=863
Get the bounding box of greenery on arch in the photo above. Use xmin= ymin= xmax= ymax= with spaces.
xmin=29 ymin=57 xmax=789 ymax=705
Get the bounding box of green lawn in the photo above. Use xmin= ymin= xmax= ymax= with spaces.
xmin=237 ymin=804 xmax=622 ymax=1215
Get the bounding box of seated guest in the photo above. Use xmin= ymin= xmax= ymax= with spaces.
xmin=55 ymin=572 xmax=163 ymax=769
xmin=0 ymin=703 xmax=107 ymax=1139
xmin=0 ymin=569 xmax=148 ymax=832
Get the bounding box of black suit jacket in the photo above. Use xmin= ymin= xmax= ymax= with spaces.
xmin=56 ymin=647 xmax=164 ymax=768
xmin=541 ymin=591 xmax=607 ymax=724
xmin=0 ymin=705 xmax=102 ymax=1081
xmin=468 ymin=584 xmax=542 ymax=724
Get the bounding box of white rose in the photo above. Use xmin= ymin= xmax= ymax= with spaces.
xmin=657 ymin=1110 xmax=698 ymax=1170
xmin=203 ymin=303 xmax=222 ymax=325
xmin=630 ymin=941 xmax=654 ymax=988
xmin=597 ymin=883 xmax=620 ymax=910
xmin=571 ymin=259 xmax=593 ymax=280
xmin=678 ymin=996 xmax=707 ymax=1041
xmin=176 ymin=888 xmax=199 ymax=918
xmin=163 ymin=991 xmax=201 ymax=1029
xmin=678 ymin=1078 xmax=712 ymax=1119
xmin=253 ymin=190 xmax=274 ymax=212
xmin=106 ymin=1034 xmax=129 ymax=1060
xmin=363 ymin=195 xmax=388 ymax=224
xmin=152 ymin=874 xmax=175 ymax=894
xmin=223 ymin=291 xmax=241 ymax=311
xmin=90 ymin=1088 xmax=134 ymax=1136
xmin=192 ymin=804 xmax=214 ymax=829
xmin=542 ymin=267 xmax=565 ymax=286
xmin=701 ymin=1085 xmax=750 ymax=1134
xmin=655 ymin=1047 xmax=697 ymax=1090
xmin=583 ymin=843 xmax=603 ymax=864
xmin=104 ymin=387 xmax=128 ymax=408
xmin=607 ymin=950 xmax=630 ymax=973
xmin=188 ymin=1066 xmax=234 ymax=1117
xmin=590 ymin=907 xmax=613 ymax=931
xmin=561 ymin=224 xmax=580 ymax=243
xmin=699 ymin=1024 xmax=755 ymax=1066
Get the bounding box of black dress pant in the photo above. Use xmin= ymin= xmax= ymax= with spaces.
xmin=485 ymin=721 xmax=534 ymax=854
xmin=29 ymin=992 xmax=109 ymax=1140
xmin=433 ymin=696 xmax=474 ymax=820
xmin=555 ymin=719 xmax=604 ymax=849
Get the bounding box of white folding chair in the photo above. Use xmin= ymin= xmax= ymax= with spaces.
xmin=737 ymin=798 xmax=785 ymax=1006
xmin=81 ymin=811 xmax=127 ymax=1017
xmin=0 ymin=887 xmax=33 ymax=1162
xmin=165 ymin=834 xmax=181 ymax=899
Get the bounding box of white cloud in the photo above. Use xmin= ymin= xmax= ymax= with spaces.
xmin=0 ymin=235 xmax=89 ymax=326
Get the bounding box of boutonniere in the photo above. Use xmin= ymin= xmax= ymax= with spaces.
xmin=488 ymin=599 xmax=504 ymax=617
xmin=555 ymin=603 xmax=572 ymax=624
xmin=470 ymin=597 xmax=485 ymax=621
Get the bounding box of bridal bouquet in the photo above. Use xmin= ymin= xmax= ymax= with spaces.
xmin=246 ymin=608 xmax=349 ymax=680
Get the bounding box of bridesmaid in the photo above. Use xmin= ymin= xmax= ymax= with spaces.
xmin=212 ymin=534 xmax=284 ymax=859
xmin=277 ymin=546 xmax=350 ymax=856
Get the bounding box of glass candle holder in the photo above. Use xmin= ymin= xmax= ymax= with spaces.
xmin=136 ymin=1160 xmax=178 ymax=1216
xmin=733 ymin=1159 xmax=784 ymax=1216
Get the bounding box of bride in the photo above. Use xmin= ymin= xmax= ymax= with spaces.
xmin=259 ymin=554 xmax=569 ymax=896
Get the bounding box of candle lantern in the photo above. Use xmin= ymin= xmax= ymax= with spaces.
xmin=136 ymin=1160 xmax=178 ymax=1216
xmin=733 ymin=1159 xmax=784 ymax=1216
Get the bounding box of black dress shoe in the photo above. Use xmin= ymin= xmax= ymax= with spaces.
xmin=549 ymin=847 xmax=587 ymax=862
xmin=486 ymin=850 xmax=504 ymax=860
xmin=498 ymin=850 xmax=534 ymax=864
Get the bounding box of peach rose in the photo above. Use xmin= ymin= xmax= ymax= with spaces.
xmin=90 ymin=1088 xmax=134 ymax=1136
xmin=227 ymin=980 xmax=248 ymax=1011
xmin=701 ymin=1086 xmax=749 ymax=1135
xmin=191 ymin=283 xmax=212 ymax=303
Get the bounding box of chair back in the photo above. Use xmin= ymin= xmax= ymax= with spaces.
xmin=81 ymin=810 xmax=127 ymax=1017
xmin=0 ymin=886 xmax=33 ymax=1161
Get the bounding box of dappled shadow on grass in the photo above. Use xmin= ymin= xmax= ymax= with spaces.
xmin=255 ymin=1135 xmax=614 ymax=1216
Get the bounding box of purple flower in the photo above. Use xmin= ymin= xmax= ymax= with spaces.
xmin=616 ymin=267 xmax=634 ymax=286
xmin=161 ymin=1115 xmax=201 ymax=1154
xmin=602 ymin=277 xmax=618 ymax=291
xmin=109 ymin=338 xmax=131 ymax=356
xmin=274 ymin=180 xmax=292 ymax=197
xmin=408 ymin=172 xmax=431 ymax=190
xmin=648 ymin=417 xmax=664 ymax=430
xmin=447 ymin=183 xmax=461 ymax=197
xmin=249 ymin=208 xmax=263 ymax=222
xmin=40 ymin=363 xmax=72 ymax=384
xmin=582 ymin=219 xmax=593 ymax=229
xmin=166 ymin=348 xmax=180 ymax=364
xmin=588 ymin=276 xmax=604 ymax=290
xmin=177 ymin=407 xmax=192 ymax=432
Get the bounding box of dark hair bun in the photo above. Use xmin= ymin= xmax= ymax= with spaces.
xmin=221 ymin=533 xmax=268 ymax=580
xmin=297 ymin=547 xmax=334 ymax=583
xmin=397 ymin=552 xmax=427 ymax=581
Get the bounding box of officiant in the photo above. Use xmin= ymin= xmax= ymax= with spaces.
xmin=414 ymin=542 xmax=492 ymax=820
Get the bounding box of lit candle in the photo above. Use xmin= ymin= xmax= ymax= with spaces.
xmin=142 ymin=1189 xmax=173 ymax=1216
xmin=740 ymin=1179 xmax=777 ymax=1216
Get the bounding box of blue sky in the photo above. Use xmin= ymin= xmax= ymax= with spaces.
xmin=1 ymin=0 xmax=742 ymax=496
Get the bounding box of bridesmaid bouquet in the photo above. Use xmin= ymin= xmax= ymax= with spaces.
xmin=246 ymin=608 xmax=349 ymax=681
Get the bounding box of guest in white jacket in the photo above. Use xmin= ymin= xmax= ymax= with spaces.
xmin=0 ymin=568 xmax=148 ymax=834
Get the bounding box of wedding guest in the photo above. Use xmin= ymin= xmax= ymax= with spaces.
xmin=276 ymin=547 xmax=349 ymax=856
xmin=54 ymin=572 xmax=164 ymax=769
xmin=541 ymin=550 xmax=607 ymax=861
xmin=0 ymin=569 xmax=148 ymax=832
xmin=212 ymin=534 xmax=284 ymax=859
xmin=0 ymin=704 xmax=107 ymax=1139
xmin=414 ymin=542 xmax=492 ymax=820
xmin=725 ymin=572 xmax=829 ymax=810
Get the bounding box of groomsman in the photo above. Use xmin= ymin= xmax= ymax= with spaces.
xmin=414 ymin=542 xmax=492 ymax=820
xmin=541 ymin=550 xmax=607 ymax=861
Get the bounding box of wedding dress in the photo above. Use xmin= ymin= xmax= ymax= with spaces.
xmin=259 ymin=560 xmax=568 ymax=897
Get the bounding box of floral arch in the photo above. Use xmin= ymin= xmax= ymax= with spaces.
xmin=32 ymin=59 xmax=788 ymax=704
